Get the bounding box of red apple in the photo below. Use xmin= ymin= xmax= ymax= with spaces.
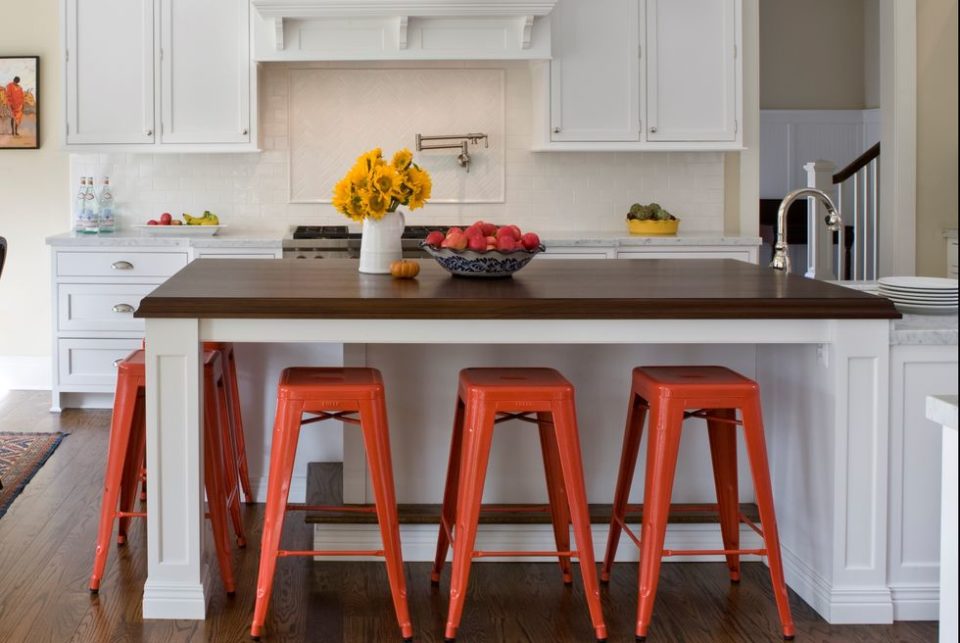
xmin=464 ymin=224 xmax=485 ymax=239
xmin=495 ymin=226 xmax=518 ymax=240
xmin=445 ymin=227 xmax=463 ymax=238
xmin=507 ymin=224 xmax=522 ymax=239
xmin=480 ymin=222 xmax=497 ymax=236
xmin=146 ymin=219 xmax=159 ymax=226
xmin=160 ymin=212 xmax=172 ymax=225
xmin=467 ymin=235 xmax=487 ymax=252
xmin=441 ymin=231 xmax=468 ymax=251
xmin=496 ymin=235 xmax=517 ymax=252
xmin=425 ymin=231 xmax=445 ymax=247
xmin=520 ymin=232 xmax=541 ymax=251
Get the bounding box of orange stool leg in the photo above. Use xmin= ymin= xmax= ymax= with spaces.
xmin=215 ymin=373 xmax=246 ymax=548
xmin=444 ymin=401 xmax=497 ymax=642
xmin=741 ymin=398 xmax=795 ymax=640
xmin=251 ymin=398 xmax=304 ymax=639
xmin=431 ymin=397 xmax=466 ymax=584
xmin=706 ymin=408 xmax=741 ymax=582
xmin=117 ymin=392 xmax=146 ymax=545
xmin=551 ymin=400 xmax=608 ymax=642
xmin=90 ymin=370 xmax=140 ymax=592
xmin=537 ymin=412 xmax=573 ymax=584
xmin=635 ymin=399 xmax=685 ymax=641
xmin=222 ymin=344 xmax=255 ymax=504
xmin=203 ymin=365 xmax=236 ymax=596
xmin=359 ymin=395 xmax=414 ymax=641
xmin=601 ymin=391 xmax=648 ymax=582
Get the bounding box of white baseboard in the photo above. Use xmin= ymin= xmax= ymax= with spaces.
xmin=780 ymin=543 xmax=895 ymax=624
xmin=252 ymin=475 xmax=307 ymax=504
xmin=312 ymin=522 xmax=764 ymax=563
xmin=890 ymin=585 xmax=940 ymax=621
xmin=0 ymin=356 xmax=50 ymax=391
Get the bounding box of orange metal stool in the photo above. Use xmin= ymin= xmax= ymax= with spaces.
xmin=204 ymin=342 xmax=255 ymax=504
xmin=431 ymin=368 xmax=607 ymax=642
xmin=601 ymin=366 xmax=795 ymax=641
xmin=89 ymin=349 xmax=242 ymax=594
xmin=251 ymin=368 xmax=412 ymax=641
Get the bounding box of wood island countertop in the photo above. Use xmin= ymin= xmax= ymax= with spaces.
xmin=134 ymin=258 xmax=900 ymax=320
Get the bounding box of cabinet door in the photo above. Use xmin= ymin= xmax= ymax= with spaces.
xmin=646 ymin=0 xmax=738 ymax=142
xmin=550 ymin=0 xmax=641 ymax=142
xmin=159 ymin=0 xmax=250 ymax=144
xmin=65 ymin=0 xmax=154 ymax=144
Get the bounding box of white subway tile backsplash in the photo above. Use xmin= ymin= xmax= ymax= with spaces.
xmin=70 ymin=63 xmax=725 ymax=234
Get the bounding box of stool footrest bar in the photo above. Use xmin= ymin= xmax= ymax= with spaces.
xmin=277 ymin=549 xmax=385 ymax=558
xmin=286 ymin=503 xmax=377 ymax=514
xmin=473 ymin=550 xmax=579 ymax=558
xmin=662 ymin=548 xmax=766 ymax=557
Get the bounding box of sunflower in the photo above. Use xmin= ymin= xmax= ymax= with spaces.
xmin=391 ymin=148 xmax=413 ymax=171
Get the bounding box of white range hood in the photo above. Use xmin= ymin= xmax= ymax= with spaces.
xmin=251 ymin=0 xmax=556 ymax=61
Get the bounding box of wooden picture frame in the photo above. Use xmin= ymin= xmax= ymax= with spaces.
xmin=1 ymin=56 xmax=40 ymax=149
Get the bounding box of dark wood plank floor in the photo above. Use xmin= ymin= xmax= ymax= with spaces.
xmin=0 ymin=391 xmax=938 ymax=643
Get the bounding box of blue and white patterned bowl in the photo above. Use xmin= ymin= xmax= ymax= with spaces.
xmin=421 ymin=242 xmax=545 ymax=278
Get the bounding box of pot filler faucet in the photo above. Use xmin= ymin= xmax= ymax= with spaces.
xmin=770 ymin=188 xmax=844 ymax=277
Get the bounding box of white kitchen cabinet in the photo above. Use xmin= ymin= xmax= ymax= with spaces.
xmin=63 ymin=0 xmax=256 ymax=152
xmin=645 ymin=0 xmax=739 ymax=143
xmin=617 ymin=247 xmax=757 ymax=263
xmin=49 ymin=243 xmax=281 ymax=410
xmin=887 ymin=344 xmax=959 ymax=620
xmin=64 ymin=0 xmax=154 ymax=145
xmin=159 ymin=0 xmax=251 ymax=144
xmin=548 ymin=0 xmax=640 ymax=142
xmin=534 ymin=0 xmax=741 ymax=151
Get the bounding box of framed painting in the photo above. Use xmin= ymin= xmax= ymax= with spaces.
xmin=1 ymin=56 xmax=39 ymax=150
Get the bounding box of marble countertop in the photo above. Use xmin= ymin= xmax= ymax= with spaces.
xmin=926 ymin=395 xmax=958 ymax=431
xmin=46 ymin=230 xmax=282 ymax=249
xmin=891 ymin=313 xmax=958 ymax=346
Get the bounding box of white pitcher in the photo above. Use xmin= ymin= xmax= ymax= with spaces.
xmin=358 ymin=210 xmax=405 ymax=274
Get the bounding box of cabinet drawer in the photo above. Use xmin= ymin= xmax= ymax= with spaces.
xmin=616 ymin=250 xmax=753 ymax=262
xmin=58 ymin=284 xmax=156 ymax=332
xmin=58 ymin=338 xmax=142 ymax=388
xmin=57 ymin=251 xmax=188 ymax=277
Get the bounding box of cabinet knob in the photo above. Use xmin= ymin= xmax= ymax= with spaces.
xmin=242 ymin=128 xmax=248 ymax=136
xmin=649 ymin=126 xmax=658 ymax=134
xmin=111 ymin=261 xmax=134 ymax=270
xmin=146 ymin=129 xmax=153 ymax=136
xmin=112 ymin=303 xmax=135 ymax=313
xmin=553 ymin=127 xmax=561 ymax=134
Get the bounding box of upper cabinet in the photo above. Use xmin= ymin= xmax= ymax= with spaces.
xmin=534 ymin=0 xmax=741 ymax=151
xmin=64 ymin=0 xmax=257 ymax=152
xmin=65 ymin=0 xmax=155 ymax=145
xmin=549 ymin=0 xmax=640 ymax=142
xmin=645 ymin=0 xmax=738 ymax=143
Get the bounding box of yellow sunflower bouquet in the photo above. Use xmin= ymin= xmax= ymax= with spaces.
xmin=332 ymin=148 xmax=432 ymax=222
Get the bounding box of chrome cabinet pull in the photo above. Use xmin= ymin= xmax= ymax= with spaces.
xmin=242 ymin=128 xmax=248 ymax=136
xmin=111 ymin=261 xmax=134 ymax=270
xmin=649 ymin=126 xmax=658 ymax=134
xmin=146 ymin=129 xmax=153 ymax=136
xmin=112 ymin=303 xmax=135 ymax=313
xmin=553 ymin=127 xmax=561 ymax=134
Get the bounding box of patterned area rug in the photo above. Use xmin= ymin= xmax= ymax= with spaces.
xmin=0 ymin=432 xmax=67 ymax=519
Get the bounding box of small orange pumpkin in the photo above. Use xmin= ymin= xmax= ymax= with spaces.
xmin=390 ymin=259 xmax=420 ymax=279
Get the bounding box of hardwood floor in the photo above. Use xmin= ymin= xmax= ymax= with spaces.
xmin=0 ymin=391 xmax=938 ymax=643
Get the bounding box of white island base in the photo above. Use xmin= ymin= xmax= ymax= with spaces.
xmin=143 ymin=316 xmax=896 ymax=626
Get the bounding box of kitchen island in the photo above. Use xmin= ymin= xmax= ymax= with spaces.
xmin=135 ymin=258 xmax=900 ymax=623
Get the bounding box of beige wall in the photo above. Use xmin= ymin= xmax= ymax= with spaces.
xmin=0 ymin=0 xmax=69 ymax=374
xmin=916 ymin=0 xmax=959 ymax=276
xmin=760 ymin=0 xmax=867 ymax=109
xmin=864 ymin=0 xmax=880 ymax=108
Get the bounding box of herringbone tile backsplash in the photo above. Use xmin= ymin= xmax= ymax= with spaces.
xmin=70 ymin=62 xmax=725 ymax=234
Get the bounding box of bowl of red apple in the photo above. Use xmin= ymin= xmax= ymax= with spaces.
xmin=421 ymin=221 xmax=544 ymax=278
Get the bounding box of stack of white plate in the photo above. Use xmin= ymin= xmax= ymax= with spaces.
xmin=878 ymin=276 xmax=958 ymax=315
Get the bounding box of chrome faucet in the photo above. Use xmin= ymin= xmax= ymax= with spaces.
xmin=770 ymin=188 xmax=844 ymax=275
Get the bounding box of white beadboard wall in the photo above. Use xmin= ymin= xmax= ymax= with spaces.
xmin=69 ymin=62 xmax=725 ymax=234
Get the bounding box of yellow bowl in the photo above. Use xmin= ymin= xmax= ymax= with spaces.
xmin=627 ymin=219 xmax=679 ymax=236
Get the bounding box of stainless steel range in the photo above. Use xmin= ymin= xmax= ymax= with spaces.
xmin=282 ymin=225 xmax=450 ymax=259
